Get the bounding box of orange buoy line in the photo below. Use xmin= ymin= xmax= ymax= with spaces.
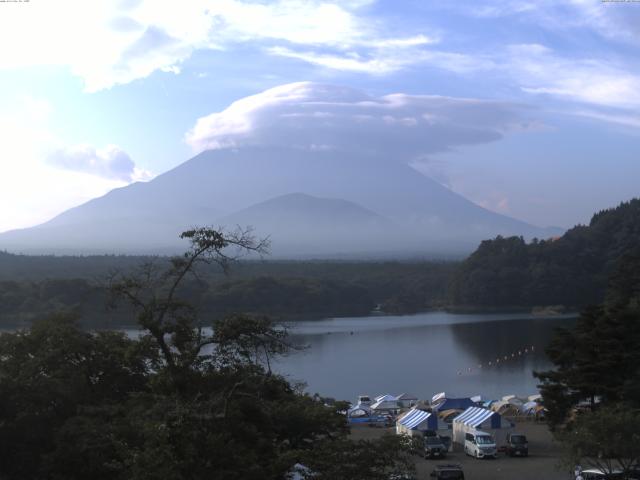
xmin=456 ymin=345 xmax=536 ymax=376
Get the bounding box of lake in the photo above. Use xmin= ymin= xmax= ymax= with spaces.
xmin=274 ymin=311 xmax=577 ymax=403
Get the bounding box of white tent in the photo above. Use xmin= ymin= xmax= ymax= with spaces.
xmin=520 ymin=401 xmax=538 ymax=415
xmin=452 ymin=407 xmax=514 ymax=445
xmin=375 ymin=394 xmax=396 ymax=403
xmin=432 ymin=392 xmax=446 ymax=405
xmin=395 ymin=393 xmax=418 ymax=408
xmin=348 ymin=404 xmax=371 ymax=418
xmin=370 ymin=394 xmax=400 ymax=413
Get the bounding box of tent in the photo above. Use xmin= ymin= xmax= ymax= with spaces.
xmin=375 ymin=394 xmax=396 ymax=403
xmin=502 ymin=395 xmax=525 ymax=407
xmin=347 ymin=404 xmax=373 ymax=424
xmin=520 ymin=401 xmax=538 ymax=415
xmin=432 ymin=392 xmax=446 ymax=404
xmin=396 ymin=409 xmax=453 ymax=448
xmin=348 ymin=404 xmax=371 ymax=418
xmin=395 ymin=393 xmax=418 ymax=408
xmin=370 ymin=396 xmax=401 ymax=414
xmin=490 ymin=401 xmax=520 ymax=417
xmin=520 ymin=402 xmax=546 ymax=419
xmin=432 ymin=397 xmax=475 ymax=413
xmin=438 ymin=409 xmax=464 ymax=424
xmin=347 ymin=403 xmax=388 ymax=425
xmin=452 ymin=407 xmax=513 ymax=445
xmin=396 ymin=409 xmax=438 ymax=436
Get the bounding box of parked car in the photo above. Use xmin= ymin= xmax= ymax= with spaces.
xmin=429 ymin=464 xmax=465 ymax=479
xmin=504 ymin=433 xmax=528 ymax=457
xmin=581 ymin=468 xmax=624 ymax=479
xmin=424 ymin=435 xmax=447 ymax=458
xmin=464 ymin=431 xmax=497 ymax=459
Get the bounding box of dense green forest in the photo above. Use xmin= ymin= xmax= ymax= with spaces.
xmin=0 ymin=254 xmax=454 ymax=328
xmin=450 ymin=199 xmax=640 ymax=308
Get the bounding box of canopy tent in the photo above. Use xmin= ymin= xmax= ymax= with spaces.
xmin=347 ymin=405 xmax=371 ymax=418
xmin=528 ymin=394 xmax=542 ymax=403
xmin=395 ymin=393 xmax=418 ymax=408
xmin=432 ymin=392 xmax=446 ymax=405
xmin=490 ymin=400 xmax=521 ymax=417
xmin=396 ymin=409 xmax=453 ymax=446
xmin=396 ymin=409 xmax=436 ymax=435
xmin=470 ymin=395 xmax=483 ymax=404
xmin=452 ymin=407 xmax=513 ymax=445
xmin=370 ymin=395 xmax=401 ymax=413
xmin=347 ymin=403 xmax=388 ymax=425
xmin=432 ymin=397 xmax=475 ymax=413
xmin=520 ymin=402 xmax=546 ymax=418
xmin=375 ymin=394 xmax=396 ymax=403
xmin=502 ymin=395 xmax=525 ymax=407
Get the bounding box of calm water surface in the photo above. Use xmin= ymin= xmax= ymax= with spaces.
xmin=274 ymin=311 xmax=576 ymax=403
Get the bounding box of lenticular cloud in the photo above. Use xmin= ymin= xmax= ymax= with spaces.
xmin=186 ymin=82 xmax=534 ymax=162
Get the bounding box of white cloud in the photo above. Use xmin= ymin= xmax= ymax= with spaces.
xmin=0 ymin=99 xmax=151 ymax=232
xmin=47 ymin=144 xmax=151 ymax=182
xmin=0 ymin=0 xmax=434 ymax=91
xmin=185 ymin=82 xmax=535 ymax=160
xmin=507 ymin=44 xmax=640 ymax=109
xmin=460 ymin=0 xmax=640 ymax=45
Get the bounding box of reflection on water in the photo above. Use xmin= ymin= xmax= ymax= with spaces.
xmin=274 ymin=312 xmax=576 ymax=402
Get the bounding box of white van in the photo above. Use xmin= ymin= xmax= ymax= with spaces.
xmin=464 ymin=431 xmax=497 ymax=459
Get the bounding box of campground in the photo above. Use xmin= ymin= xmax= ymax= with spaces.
xmin=351 ymin=422 xmax=569 ymax=480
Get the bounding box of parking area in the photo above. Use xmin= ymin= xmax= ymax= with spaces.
xmin=351 ymin=422 xmax=570 ymax=480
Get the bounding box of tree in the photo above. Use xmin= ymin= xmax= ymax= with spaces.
xmin=560 ymin=406 xmax=640 ymax=479
xmin=0 ymin=227 xmax=416 ymax=479
xmin=107 ymin=226 xmax=270 ymax=391
xmin=295 ymin=434 xmax=417 ymax=480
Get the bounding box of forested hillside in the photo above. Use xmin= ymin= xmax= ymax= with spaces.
xmin=450 ymin=199 xmax=640 ymax=308
xmin=0 ymin=256 xmax=454 ymax=327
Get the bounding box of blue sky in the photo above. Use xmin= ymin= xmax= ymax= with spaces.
xmin=1 ymin=0 xmax=640 ymax=232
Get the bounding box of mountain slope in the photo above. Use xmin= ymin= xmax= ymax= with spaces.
xmin=450 ymin=198 xmax=640 ymax=308
xmin=0 ymin=147 xmax=560 ymax=256
xmin=220 ymin=193 xmax=395 ymax=256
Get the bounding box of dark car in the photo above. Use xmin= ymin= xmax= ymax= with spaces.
xmin=430 ymin=464 xmax=464 ymax=480
xmin=505 ymin=433 xmax=528 ymax=457
xmin=424 ymin=435 xmax=447 ymax=458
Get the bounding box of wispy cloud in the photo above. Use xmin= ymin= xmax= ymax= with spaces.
xmin=506 ymin=43 xmax=640 ymax=109
xmin=0 ymin=0 xmax=435 ymax=91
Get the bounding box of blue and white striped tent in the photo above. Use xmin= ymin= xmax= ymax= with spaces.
xmin=396 ymin=409 xmax=450 ymax=437
xmin=452 ymin=406 xmax=513 ymax=445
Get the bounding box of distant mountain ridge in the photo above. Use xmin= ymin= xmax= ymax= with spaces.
xmin=0 ymin=147 xmax=561 ymax=256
